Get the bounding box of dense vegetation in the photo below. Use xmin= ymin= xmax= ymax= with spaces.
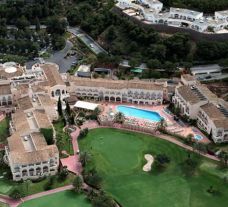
xmin=1 ymin=0 xmax=228 ymax=69
xmin=161 ymin=0 xmax=228 ymax=14
xmin=0 ymin=0 xmax=67 ymax=61
xmin=67 ymin=0 xmax=228 ymax=74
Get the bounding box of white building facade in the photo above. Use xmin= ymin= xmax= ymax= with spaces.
xmin=69 ymin=78 xmax=164 ymax=105
xmin=116 ymin=0 xmax=228 ymax=33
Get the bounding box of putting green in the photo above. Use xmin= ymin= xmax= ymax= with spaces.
xmin=79 ymin=128 xmax=228 ymax=207
xmin=19 ymin=190 xmax=91 ymax=207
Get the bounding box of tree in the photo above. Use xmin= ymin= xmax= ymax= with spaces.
xmin=35 ymin=17 xmax=41 ymax=31
xmin=85 ymin=172 xmax=102 ymax=188
xmin=16 ymin=16 xmax=30 ymax=30
xmin=218 ymin=151 xmax=228 ymax=169
xmin=9 ymin=188 xmax=24 ymax=199
xmin=154 ymin=154 xmax=170 ymax=169
xmin=65 ymin=101 xmax=71 ymax=116
xmin=80 ymin=151 xmax=90 ymax=167
xmin=40 ymin=128 xmax=54 ymax=145
xmin=57 ymin=96 xmax=63 ymax=116
xmin=114 ymin=112 xmax=125 ymax=124
xmin=158 ymin=118 xmax=167 ymax=130
xmin=58 ymin=166 xmax=69 ymax=181
xmin=73 ymin=176 xmax=83 ymax=193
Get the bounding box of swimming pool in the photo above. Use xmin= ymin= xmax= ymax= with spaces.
xmin=117 ymin=105 xmax=163 ymax=122
xmin=194 ymin=134 xmax=203 ymax=141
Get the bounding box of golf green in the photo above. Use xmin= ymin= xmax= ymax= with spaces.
xmin=19 ymin=190 xmax=91 ymax=207
xmin=79 ymin=128 xmax=228 ymax=207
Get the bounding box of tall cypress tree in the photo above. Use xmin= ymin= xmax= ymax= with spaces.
xmin=57 ymin=96 xmax=62 ymax=116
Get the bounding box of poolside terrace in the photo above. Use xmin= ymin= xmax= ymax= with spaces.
xmin=100 ymin=102 xmax=210 ymax=143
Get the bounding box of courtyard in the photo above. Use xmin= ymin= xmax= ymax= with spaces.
xmin=79 ymin=128 xmax=228 ymax=207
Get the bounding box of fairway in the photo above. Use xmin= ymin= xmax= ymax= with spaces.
xmin=79 ymin=128 xmax=228 ymax=207
xmin=19 ymin=190 xmax=91 ymax=207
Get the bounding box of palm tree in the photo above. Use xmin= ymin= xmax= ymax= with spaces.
xmin=114 ymin=112 xmax=125 ymax=124
xmin=158 ymin=118 xmax=167 ymax=131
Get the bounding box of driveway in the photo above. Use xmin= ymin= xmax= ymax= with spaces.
xmin=26 ymin=40 xmax=77 ymax=73
xmin=68 ymin=26 xmax=107 ymax=55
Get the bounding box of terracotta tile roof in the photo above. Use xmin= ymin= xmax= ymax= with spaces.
xmin=0 ymin=82 xmax=11 ymax=95
xmin=17 ymin=96 xmax=33 ymax=111
xmin=7 ymin=132 xmax=58 ymax=165
xmin=70 ymin=77 xmax=164 ymax=90
xmin=177 ymin=85 xmax=202 ymax=104
xmin=33 ymin=109 xmax=52 ymax=129
xmin=37 ymin=94 xmax=55 ymax=107
xmin=12 ymin=110 xmax=30 ymax=133
xmin=182 ymin=74 xmax=196 ymax=81
xmin=200 ymin=103 xmax=228 ymax=129
xmin=41 ymin=63 xmax=65 ymax=87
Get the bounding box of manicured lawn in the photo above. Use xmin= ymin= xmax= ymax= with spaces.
xmin=53 ymin=119 xmax=74 ymax=157
xmin=79 ymin=128 xmax=228 ymax=207
xmin=0 ymin=118 xmax=9 ymax=143
xmin=19 ymin=190 xmax=91 ymax=207
xmin=0 ymin=168 xmax=76 ymax=196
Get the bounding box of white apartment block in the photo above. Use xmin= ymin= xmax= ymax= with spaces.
xmin=173 ymin=75 xmax=228 ymax=143
xmin=68 ymin=77 xmax=165 ymax=105
xmin=4 ymin=132 xmax=59 ymax=181
xmin=116 ymin=0 xmax=228 ymax=33
xmin=173 ymin=85 xmax=208 ymax=119
xmin=197 ymin=103 xmax=228 ymax=143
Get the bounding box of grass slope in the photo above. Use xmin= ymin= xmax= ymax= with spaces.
xmin=79 ymin=128 xmax=228 ymax=207
xmin=20 ymin=190 xmax=91 ymax=207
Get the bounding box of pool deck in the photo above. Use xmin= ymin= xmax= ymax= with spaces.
xmin=101 ymin=102 xmax=210 ymax=144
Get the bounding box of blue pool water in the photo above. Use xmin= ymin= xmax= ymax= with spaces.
xmin=194 ymin=134 xmax=203 ymax=141
xmin=117 ymin=105 xmax=163 ymax=122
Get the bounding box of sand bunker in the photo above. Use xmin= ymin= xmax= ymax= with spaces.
xmin=143 ymin=154 xmax=154 ymax=172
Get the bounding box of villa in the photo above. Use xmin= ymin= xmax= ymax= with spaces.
xmin=4 ymin=132 xmax=59 ymax=181
xmin=68 ymin=77 xmax=165 ymax=105
xmin=116 ymin=0 xmax=228 ymax=33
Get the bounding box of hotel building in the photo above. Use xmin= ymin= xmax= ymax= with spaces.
xmin=68 ymin=77 xmax=165 ymax=105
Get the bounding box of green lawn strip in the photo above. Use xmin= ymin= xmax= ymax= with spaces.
xmin=0 ymin=202 xmax=9 ymax=207
xmin=53 ymin=119 xmax=74 ymax=157
xmin=79 ymin=128 xmax=228 ymax=207
xmin=0 ymin=118 xmax=10 ymax=143
xmin=19 ymin=190 xmax=91 ymax=207
xmin=0 ymin=171 xmax=75 ymax=196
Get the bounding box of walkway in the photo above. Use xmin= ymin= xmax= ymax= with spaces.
xmin=0 ymin=185 xmax=74 ymax=207
xmin=60 ymin=121 xmax=99 ymax=174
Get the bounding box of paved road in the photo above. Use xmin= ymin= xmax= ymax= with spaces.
xmin=68 ymin=27 xmax=107 ymax=55
xmin=26 ymin=40 xmax=77 ymax=73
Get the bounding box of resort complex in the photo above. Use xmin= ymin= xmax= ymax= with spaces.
xmin=0 ymin=0 xmax=228 ymax=207
xmin=116 ymin=0 xmax=228 ymax=33
xmin=0 ymin=59 xmax=227 ymax=207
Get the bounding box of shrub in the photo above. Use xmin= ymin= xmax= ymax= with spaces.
xmin=40 ymin=128 xmax=54 ymax=145
xmin=78 ymin=128 xmax=89 ymax=139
